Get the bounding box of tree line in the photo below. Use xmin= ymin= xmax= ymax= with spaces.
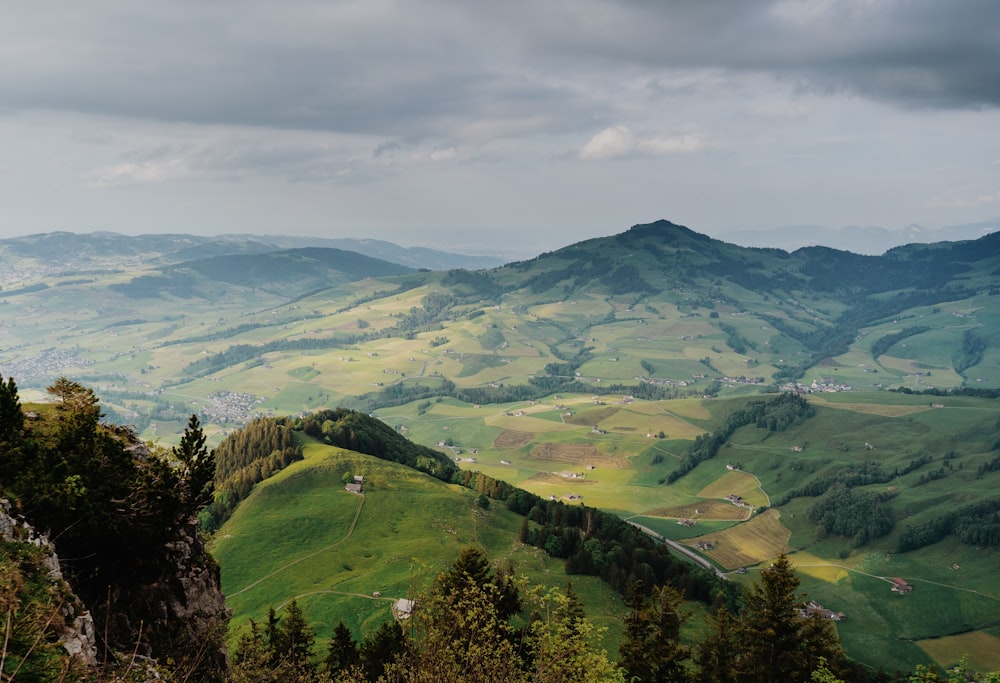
xmin=0 ymin=374 xmax=226 ymax=682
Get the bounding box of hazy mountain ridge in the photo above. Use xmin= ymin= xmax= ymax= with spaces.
xmin=110 ymin=247 xmax=415 ymax=300
xmin=719 ymin=217 xmax=1000 ymax=255
xmin=0 ymin=230 xmax=501 ymax=284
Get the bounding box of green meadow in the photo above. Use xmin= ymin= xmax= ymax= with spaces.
xmin=210 ymin=436 xmax=631 ymax=653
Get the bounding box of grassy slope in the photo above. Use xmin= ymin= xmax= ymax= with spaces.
xmin=210 ymin=435 xmax=631 ymax=654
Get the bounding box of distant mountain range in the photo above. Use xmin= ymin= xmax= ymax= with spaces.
xmin=0 ymin=231 xmax=506 ymax=274
xmin=717 ymin=218 xmax=1000 ymax=255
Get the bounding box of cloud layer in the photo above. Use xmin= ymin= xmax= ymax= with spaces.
xmin=0 ymin=0 xmax=997 ymax=251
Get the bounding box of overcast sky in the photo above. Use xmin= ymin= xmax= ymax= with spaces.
xmin=1 ymin=0 xmax=998 ymax=256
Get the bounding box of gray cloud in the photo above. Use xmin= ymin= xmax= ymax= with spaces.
xmin=2 ymin=0 xmax=995 ymax=146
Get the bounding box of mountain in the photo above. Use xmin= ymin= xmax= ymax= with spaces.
xmin=718 ymin=218 xmax=1000 ymax=255
xmin=6 ymin=218 xmax=1000 ymax=673
xmin=219 ymin=233 xmax=508 ymax=270
xmin=110 ymin=247 xmax=415 ymax=300
xmin=0 ymin=230 xmax=502 ymax=281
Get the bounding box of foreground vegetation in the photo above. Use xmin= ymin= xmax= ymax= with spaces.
xmin=228 ymin=546 xmax=856 ymax=683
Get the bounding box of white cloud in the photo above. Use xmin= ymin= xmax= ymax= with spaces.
xmin=87 ymin=158 xmax=191 ymax=187
xmin=926 ymin=188 xmax=1000 ymax=209
xmin=579 ymin=125 xmax=707 ymax=161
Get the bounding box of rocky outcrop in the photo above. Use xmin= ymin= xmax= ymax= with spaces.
xmin=1 ymin=498 xmax=99 ymax=669
xmin=95 ymin=517 xmax=231 ymax=682
xmin=2 ymin=497 xmax=229 ymax=681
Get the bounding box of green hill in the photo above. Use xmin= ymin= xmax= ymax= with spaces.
xmin=210 ymin=434 xmax=632 ymax=652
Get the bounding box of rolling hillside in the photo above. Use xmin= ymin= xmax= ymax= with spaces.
xmin=4 ymin=219 xmax=1000 ymax=672
xmin=210 ymin=433 xmax=633 ymax=653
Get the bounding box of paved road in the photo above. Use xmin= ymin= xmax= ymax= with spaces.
xmin=626 ymin=520 xmax=728 ymax=579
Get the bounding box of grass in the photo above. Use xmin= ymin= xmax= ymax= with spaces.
xmin=210 ymin=438 xmax=632 ymax=653
xmin=918 ymin=631 xmax=1000 ymax=673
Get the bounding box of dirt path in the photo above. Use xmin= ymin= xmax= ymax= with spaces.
xmin=228 ymin=493 xmax=366 ymax=598
xmin=745 ymin=470 xmax=771 ymax=507
xmin=278 ymin=589 xmax=398 ymax=611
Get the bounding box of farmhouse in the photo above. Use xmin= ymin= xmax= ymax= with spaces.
xmin=394 ymin=598 xmax=416 ymax=620
xmin=677 ymin=518 xmax=695 ymax=527
xmin=799 ymin=601 xmax=846 ymax=621
xmin=345 ymin=482 xmax=363 ymax=494
xmin=724 ymin=494 xmax=751 ymax=509
xmin=890 ymin=578 xmax=913 ymax=593
xmin=694 ymin=541 xmax=713 ymax=551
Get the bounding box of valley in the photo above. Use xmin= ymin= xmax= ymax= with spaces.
xmin=4 ymin=221 xmax=1000 ymax=674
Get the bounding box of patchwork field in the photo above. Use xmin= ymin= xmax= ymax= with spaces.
xmin=683 ymin=509 xmax=792 ymax=570
xmin=918 ymin=632 xmax=1000 ymax=673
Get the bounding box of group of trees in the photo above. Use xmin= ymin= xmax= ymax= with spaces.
xmin=200 ymin=417 xmax=304 ymax=531
xmin=228 ymin=548 xmax=870 ymax=683
xmin=0 ymin=374 xmax=226 ymax=681
xmin=896 ymin=498 xmax=1000 ymax=553
xmin=296 ymin=408 xmax=457 ymax=481
xmin=807 ymin=486 xmax=896 ymax=547
xmin=666 ymin=392 xmax=813 ymax=484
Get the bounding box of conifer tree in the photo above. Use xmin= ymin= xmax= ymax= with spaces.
xmin=619 ymin=581 xmax=692 ymax=683
xmin=0 ymin=373 xmax=23 ymax=441
xmin=735 ymin=554 xmax=841 ymax=683
xmin=694 ymin=606 xmax=739 ymax=683
xmin=326 ymin=621 xmax=360 ymax=676
xmin=174 ymin=413 xmax=216 ymax=513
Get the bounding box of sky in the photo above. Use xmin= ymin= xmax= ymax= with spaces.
xmin=1 ymin=0 xmax=998 ymax=257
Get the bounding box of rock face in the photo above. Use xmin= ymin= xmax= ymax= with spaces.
xmin=2 ymin=498 xmax=230 ymax=681
xmin=0 ymin=498 xmax=99 ymax=669
xmin=96 ymin=517 xmax=231 ymax=682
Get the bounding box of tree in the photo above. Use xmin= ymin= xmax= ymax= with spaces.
xmin=618 ymin=581 xmax=692 ymax=683
xmin=174 ymin=414 xmax=215 ymax=513
xmin=360 ymin=620 xmax=407 ymax=682
xmin=0 ymin=373 xmax=23 ymax=441
xmin=326 ymin=621 xmax=360 ymax=676
xmin=734 ymin=555 xmax=841 ymax=683
xmin=527 ymin=587 xmax=626 ymax=683
xmin=694 ymin=606 xmax=739 ymax=683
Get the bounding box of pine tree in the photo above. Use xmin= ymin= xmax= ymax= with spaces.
xmin=619 ymin=581 xmax=692 ymax=682
xmin=735 ymin=554 xmax=841 ymax=683
xmin=326 ymin=621 xmax=360 ymax=675
xmin=174 ymin=414 xmax=215 ymax=513
xmin=694 ymin=606 xmax=739 ymax=683
xmin=0 ymin=373 xmax=23 ymax=441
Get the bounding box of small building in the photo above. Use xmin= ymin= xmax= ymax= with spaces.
xmin=800 ymin=601 xmax=846 ymax=621
xmin=890 ymin=578 xmax=913 ymax=593
xmin=345 ymin=483 xmax=363 ymax=494
xmin=677 ymin=518 xmax=695 ymax=527
xmin=394 ymin=598 xmax=416 ymax=620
